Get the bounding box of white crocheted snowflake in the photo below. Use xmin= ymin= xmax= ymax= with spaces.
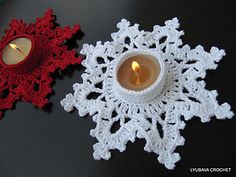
xmin=61 ymin=18 xmax=234 ymax=169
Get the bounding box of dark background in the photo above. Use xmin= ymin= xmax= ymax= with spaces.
xmin=0 ymin=0 xmax=235 ymax=177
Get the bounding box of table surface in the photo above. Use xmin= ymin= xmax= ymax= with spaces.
xmin=0 ymin=0 xmax=236 ymax=177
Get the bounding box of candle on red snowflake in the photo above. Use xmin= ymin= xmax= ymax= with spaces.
xmin=0 ymin=9 xmax=82 ymax=119
xmin=0 ymin=35 xmax=42 ymax=74
xmin=2 ymin=38 xmax=31 ymax=64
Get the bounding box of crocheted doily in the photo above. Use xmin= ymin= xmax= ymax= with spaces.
xmin=61 ymin=18 xmax=234 ymax=169
xmin=0 ymin=9 xmax=82 ymax=118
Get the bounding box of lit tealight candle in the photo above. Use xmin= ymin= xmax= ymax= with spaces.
xmin=115 ymin=51 xmax=166 ymax=103
xmin=0 ymin=35 xmax=42 ymax=74
xmin=117 ymin=54 xmax=161 ymax=91
xmin=1 ymin=37 xmax=32 ymax=65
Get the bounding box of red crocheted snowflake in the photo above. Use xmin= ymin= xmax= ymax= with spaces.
xmin=0 ymin=9 xmax=82 ymax=118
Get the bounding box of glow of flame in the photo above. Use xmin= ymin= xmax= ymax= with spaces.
xmin=131 ymin=61 xmax=141 ymax=85
xmin=9 ymin=43 xmax=18 ymax=50
xmin=132 ymin=61 xmax=141 ymax=72
xmin=9 ymin=43 xmax=25 ymax=57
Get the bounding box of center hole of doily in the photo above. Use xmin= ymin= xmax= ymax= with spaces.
xmin=2 ymin=37 xmax=32 ymax=65
xmin=117 ymin=54 xmax=161 ymax=91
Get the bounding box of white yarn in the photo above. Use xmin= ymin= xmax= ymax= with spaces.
xmin=61 ymin=18 xmax=234 ymax=170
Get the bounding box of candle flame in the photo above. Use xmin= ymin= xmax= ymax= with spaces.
xmin=132 ymin=61 xmax=141 ymax=72
xmin=9 ymin=43 xmax=18 ymax=50
xmin=131 ymin=61 xmax=141 ymax=85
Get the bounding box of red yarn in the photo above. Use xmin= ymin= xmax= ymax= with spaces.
xmin=0 ymin=9 xmax=82 ymax=119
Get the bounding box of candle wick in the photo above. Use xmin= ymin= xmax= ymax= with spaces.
xmin=9 ymin=44 xmax=25 ymax=57
xmin=135 ymin=71 xmax=141 ymax=86
xmin=16 ymin=48 xmax=25 ymax=57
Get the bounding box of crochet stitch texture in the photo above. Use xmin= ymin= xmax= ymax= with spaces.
xmin=0 ymin=9 xmax=82 ymax=118
xmin=61 ymin=18 xmax=234 ymax=169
